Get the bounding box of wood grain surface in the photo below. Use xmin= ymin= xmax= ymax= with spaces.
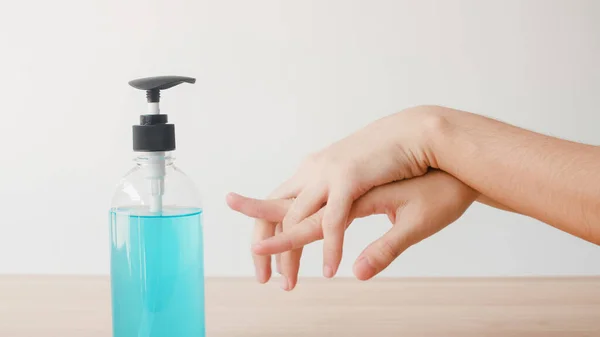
xmin=0 ymin=276 xmax=599 ymax=336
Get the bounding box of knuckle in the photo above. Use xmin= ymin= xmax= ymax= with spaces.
xmin=305 ymin=215 xmax=322 ymax=230
xmin=284 ymin=210 xmax=303 ymax=226
xmin=282 ymin=235 xmax=297 ymax=251
xmin=324 ymin=240 xmax=343 ymax=256
xmin=253 ymin=207 xmax=268 ymax=220
xmin=376 ymin=238 xmax=400 ymax=262
xmin=325 ymin=158 xmax=347 ymax=175
xmin=323 ymin=229 xmax=344 ymax=256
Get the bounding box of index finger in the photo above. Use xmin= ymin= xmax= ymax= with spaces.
xmin=226 ymin=192 xmax=291 ymax=223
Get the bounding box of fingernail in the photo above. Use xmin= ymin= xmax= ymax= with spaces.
xmin=281 ymin=277 xmax=290 ymax=291
xmin=323 ymin=265 xmax=334 ymax=278
xmin=355 ymin=256 xmax=376 ymax=277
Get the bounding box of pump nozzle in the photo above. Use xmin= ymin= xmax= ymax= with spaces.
xmin=129 ymin=75 xmax=196 ymax=213
xmin=129 ymin=76 xmax=196 ymax=103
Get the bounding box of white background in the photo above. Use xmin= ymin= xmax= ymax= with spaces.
xmin=0 ymin=0 xmax=598 ymax=277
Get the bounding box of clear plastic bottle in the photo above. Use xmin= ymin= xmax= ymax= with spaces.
xmin=109 ymin=76 xmax=205 ymax=337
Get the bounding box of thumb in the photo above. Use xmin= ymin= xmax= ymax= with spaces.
xmin=352 ymin=206 xmax=418 ymax=281
xmin=226 ymin=192 xmax=291 ymax=223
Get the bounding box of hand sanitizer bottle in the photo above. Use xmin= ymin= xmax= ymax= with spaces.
xmin=109 ymin=76 xmax=205 ymax=337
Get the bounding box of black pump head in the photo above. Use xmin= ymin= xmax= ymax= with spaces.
xmin=129 ymin=75 xmax=196 ymax=152
xmin=129 ymin=75 xmax=196 ymax=103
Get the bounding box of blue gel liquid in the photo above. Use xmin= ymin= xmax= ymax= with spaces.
xmin=109 ymin=208 xmax=205 ymax=337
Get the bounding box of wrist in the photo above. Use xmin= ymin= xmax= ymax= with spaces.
xmin=407 ymin=105 xmax=460 ymax=170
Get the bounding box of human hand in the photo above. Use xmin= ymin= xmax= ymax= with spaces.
xmin=227 ymin=170 xmax=478 ymax=288
xmin=258 ymin=106 xmax=442 ymax=285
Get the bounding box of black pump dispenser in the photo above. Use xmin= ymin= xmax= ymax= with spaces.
xmin=129 ymin=76 xmax=196 ymax=152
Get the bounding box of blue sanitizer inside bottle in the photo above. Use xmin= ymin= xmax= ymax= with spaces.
xmin=110 ymin=208 xmax=204 ymax=337
xmin=109 ymin=76 xmax=205 ymax=337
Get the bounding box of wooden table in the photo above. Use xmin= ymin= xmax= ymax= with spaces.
xmin=0 ymin=276 xmax=599 ymax=336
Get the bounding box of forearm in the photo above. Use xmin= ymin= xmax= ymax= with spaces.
xmin=476 ymin=195 xmax=519 ymax=214
xmin=425 ymin=106 xmax=600 ymax=245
